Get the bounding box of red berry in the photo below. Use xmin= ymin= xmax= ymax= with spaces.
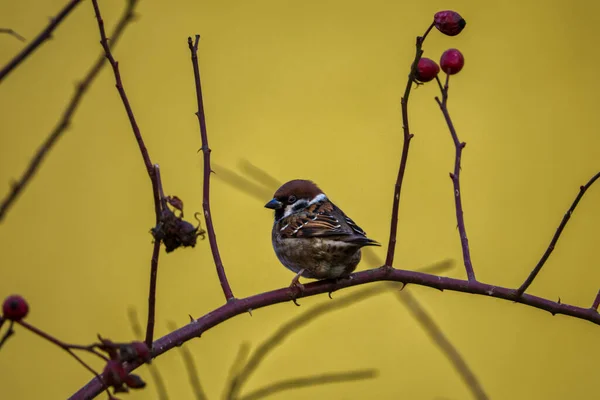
xmin=415 ymin=58 xmax=440 ymax=83
xmin=2 ymin=295 xmax=29 ymax=321
xmin=434 ymin=10 xmax=466 ymax=36
xmin=440 ymin=49 xmax=464 ymax=75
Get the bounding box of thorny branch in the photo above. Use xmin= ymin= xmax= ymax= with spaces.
xmin=0 ymin=0 xmax=84 ymax=83
xmin=435 ymin=74 xmax=476 ymax=281
xmin=188 ymin=35 xmax=235 ymax=301
xmin=515 ymin=171 xmax=600 ymax=296
xmin=385 ymin=22 xmax=435 ymax=268
xmin=0 ymin=0 xmax=139 ymax=222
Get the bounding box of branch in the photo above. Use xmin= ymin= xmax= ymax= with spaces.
xmin=188 ymin=35 xmax=235 ymax=301
xmin=146 ymin=165 xmax=164 ymax=346
xmin=0 ymin=0 xmax=139 ymax=223
xmin=515 ymin=171 xmax=600 ymax=296
xmin=0 ymin=28 xmax=26 ymax=42
xmin=385 ymin=22 xmax=434 ymax=268
xmin=0 ymin=0 xmax=84 ymax=83
xmin=70 ymin=266 xmax=600 ymax=399
xmin=90 ymin=0 xmax=164 ymax=346
xmin=238 ymin=370 xmax=377 ymax=400
xmin=435 ymin=74 xmax=476 ymax=281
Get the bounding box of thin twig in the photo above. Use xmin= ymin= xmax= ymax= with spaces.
xmin=90 ymin=0 xmax=164 ymax=347
xmin=435 ymin=74 xmax=476 ymax=281
xmin=188 ymin=35 xmax=235 ymax=301
xmin=385 ymin=22 xmax=434 ymax=268
xmin=239 ymin=370 xmax=378 ymax=400
xmin=167 ymin=322 xmax=207 ymax=400
xmin=396 ymin=290 xmax=488 ymax=400
xmin=0 ymin=0 xmax=139 ymax=223
xmin=18 ymin=320 xmax=110 ymax=397
xmin=0 ymin=0 xmax=84 ymax=83
xmin=146 ymin=165 xmax=164 ymax=347
xmin=128 ymin=308 xmax=169 ymax=400
xmin=516 ymin=171 xmax=600 ymax=296
xmin=592 ymin=289 xmax=600 ymax=311
xmin=0 ymin=28 xmax=26 ymax=42
xmin=0 ymin=320 xmax=15 ymax=350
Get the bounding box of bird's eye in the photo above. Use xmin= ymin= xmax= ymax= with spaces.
xmin=288 ymin=195 xmax=297 ymax=204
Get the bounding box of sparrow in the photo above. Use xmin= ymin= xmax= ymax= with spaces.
xmin=265 ymin=179 xmax=380 ymax=288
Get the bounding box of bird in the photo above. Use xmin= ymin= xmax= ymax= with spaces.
xmin=265 ymin=179 xmax=380 ymax=290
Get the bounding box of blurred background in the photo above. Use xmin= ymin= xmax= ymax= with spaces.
xmin=1 ymin=0 xmax=599 ymax=399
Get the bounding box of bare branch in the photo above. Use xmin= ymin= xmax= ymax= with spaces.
xmin=385 ymin=23 xmax=434 ymax=268
xmin=0 ymin=0 xmax=139 ymax=222
xmin=435 ymin=74 xmax=476 ymax=281
xmin=516 ymin=171 xmax=600 ymax=296
xmin=188 ymin=35 xmax=235 ymax=301
xmin=0 ymin=0 xmax=85 ymax=82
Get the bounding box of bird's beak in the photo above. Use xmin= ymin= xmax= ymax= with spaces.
xmin=264 ymin=198 xmax=283 ymax=210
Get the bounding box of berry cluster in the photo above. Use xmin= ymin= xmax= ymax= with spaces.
xmin=415 ymin=11 xmax=466 ymax=83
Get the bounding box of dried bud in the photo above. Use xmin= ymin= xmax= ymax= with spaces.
xmin=2 ymin=295 xmax=29 ymax=321
xmin=119 ymin=341 xmax=151 ymax=364
xmin=415 ymin=58 xmax=440 ymax=83
xmin=152 ymin=207 xmax=206 ymax=253
xmin=166 ymin=196 xmax=184 ymax=215
xmin=103 ymin=360 xmax=128 ymax=388
xmin=124 ymin=374 xmax=146 ymax=389
xmin=434 ymin=10 xmax=466 ymax=36
xmin=440 ymin=48 xmax=465 ymax=75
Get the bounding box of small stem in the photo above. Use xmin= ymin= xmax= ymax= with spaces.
xmin=0 ymin=28 xmax=26 ymax=42
xmin=592 ymin=289 xmax=600 ymax=311
xmin=18 ymin=321 xmax=109 ymax=394
xmin=385 ymin=22 xmax=434 ymax=268
xmin=188 ymin=35 xmax=235 ymax=301
xmin=516 ymin=172 xmax=600 ymax=297
xmin=0 ymin=320 xmax=15 ymax=350
xmin=435 ymin=75 xmax=476 ymax=281
xmin=145 ymin=165 xmax=164 ymax=347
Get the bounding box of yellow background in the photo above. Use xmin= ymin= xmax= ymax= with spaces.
xmin=1 ymin=0 xmax=599 ymax=399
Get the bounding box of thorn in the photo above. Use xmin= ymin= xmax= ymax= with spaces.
xmin=399 ymin=283 xmax=407 ymax=291
xmin=247 ymin=309 xmax=253 ymax=317
xmin=188 ymin=314 xmax=194 ymax=322
xmin=557 ymin=297 xmax=561 ymax=304
xmin=292 ymin=299 xmax=301 ymax=307
xmin=328 ymin=291 xmax=334 ymax=299
xmin=460 ymin=142 xmax=467 ymax=149
xmin=449 ymin=172 xmax=455 ymax=179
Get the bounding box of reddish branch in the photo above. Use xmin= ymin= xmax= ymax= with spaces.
xmin=188 ymin=35 xmax=235 ymax=301
xmin=515 ymin=171 xmax=600 ymax=296
xmin=90 ymin=0 xmax=163 ymax=346
xmin=71 ymin=265 xmax=600 ymax=399
xmin=0 ymin=0 xmax=84 ymax=83
xmin=0 ymin=0 xmax=138 ymax=223
xmin=435 ymin=75 xmax=476 ymax=281
xmin=385 ymin=23 xmax=434 ymax=268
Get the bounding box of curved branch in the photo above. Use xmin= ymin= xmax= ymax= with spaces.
xmin=70 ymin=266 xmax=600 ymax=399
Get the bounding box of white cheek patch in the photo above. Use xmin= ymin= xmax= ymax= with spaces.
xmin=309 ymin=193 xmax=327 ymax=205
